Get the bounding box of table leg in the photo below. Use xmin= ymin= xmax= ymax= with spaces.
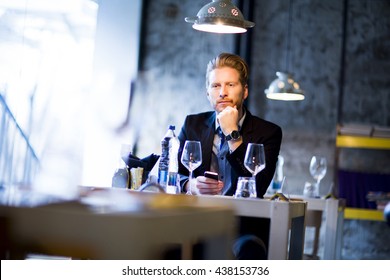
xmin=323 ymin=199 xmax=339 ymax=259
xmin=335 ymin=206 xmax=345 ymax=259
xmin=288 ymin=215 xmax=305 ymax=259
xmin=268 ymin=202 xmax=290 ymax=259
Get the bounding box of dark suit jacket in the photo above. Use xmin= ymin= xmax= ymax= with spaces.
xmin=177 ymin=108 xmax=282 ymax=198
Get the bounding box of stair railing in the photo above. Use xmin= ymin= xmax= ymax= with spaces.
xmin=0 ymin=94 xmax=39 ymax=188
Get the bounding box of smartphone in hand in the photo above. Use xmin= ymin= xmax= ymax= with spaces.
xmin=204 ymin=171 xmax=219 ymax=181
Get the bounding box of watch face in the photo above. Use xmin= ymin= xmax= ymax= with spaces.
xmin=231 ymin=130 xmax=240 ymax=140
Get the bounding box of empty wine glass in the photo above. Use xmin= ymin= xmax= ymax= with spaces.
xmin=244 ymin=143 xmax=266 ymax=177
xmin=309 ymin=156 xmax=327 ymax=197
xmin=180 ymin=140 xmax=202 ymax=195
xmin=239 ymin=143 xmax=266 ymax=198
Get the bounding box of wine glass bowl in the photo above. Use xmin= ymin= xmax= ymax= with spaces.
xmin=180 ymin=140 xmax=202 ymax=195
xmin=309 ymin=156 xmax=327 ymax=197
xmin=244 ymin=143 xmax=266 ymax=177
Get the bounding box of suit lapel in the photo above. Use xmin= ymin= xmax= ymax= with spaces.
xmin=199 ymin=113 xmax=216 ymax=172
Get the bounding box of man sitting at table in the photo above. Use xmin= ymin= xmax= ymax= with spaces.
xmin=177 ymin=53 xmax=282 ymax=259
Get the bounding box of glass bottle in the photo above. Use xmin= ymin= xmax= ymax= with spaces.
xmin=271 ymin=155 xmax=284 ymax=193
xmin=158 ymin=125 xmax=177 ymax=191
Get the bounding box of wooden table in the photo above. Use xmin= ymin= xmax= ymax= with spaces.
xmin=0 ymin=189 xmax=235 ymax=260
xmin=1 ymin=187 xmax=307 ymax=260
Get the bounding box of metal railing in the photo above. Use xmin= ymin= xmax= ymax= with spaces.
xmin=0 ymin=94 xmax=39 ymax=187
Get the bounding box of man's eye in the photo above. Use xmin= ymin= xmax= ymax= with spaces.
xmin=229 ymin=83 xmax=235 ymax=87
xmin=211 ymin=84 xmax=220 ymax=88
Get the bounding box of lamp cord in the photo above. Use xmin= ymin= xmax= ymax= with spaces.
xmin=337 ymin=0 xmax=348 ymax=124
xmin=285 ymin=0 xmax=293 ymax=73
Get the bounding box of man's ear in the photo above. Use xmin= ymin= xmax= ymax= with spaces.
xmin=243 ymin=84 xmax=249 ymax=100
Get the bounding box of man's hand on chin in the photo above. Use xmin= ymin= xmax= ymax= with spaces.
xmin=217 ymin=105 xmax=239 ymax=135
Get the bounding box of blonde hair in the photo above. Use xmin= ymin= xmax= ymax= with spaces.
xmin=206 ymin=53 xmax=249 ymax=88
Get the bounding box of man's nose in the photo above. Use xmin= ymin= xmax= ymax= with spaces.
xmin=219 ymin=86 xmax=227 ymax=97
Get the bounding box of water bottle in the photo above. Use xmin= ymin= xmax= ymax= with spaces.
xmin=158 ymin=125 xmax=178 ymax=191
xmin=271 ymin=155 xmax=284 ymax=193
xmin=166 ymin=128 xmax=180 ymax=194
xmin=112 ymin=144 xmax=131 ymax=188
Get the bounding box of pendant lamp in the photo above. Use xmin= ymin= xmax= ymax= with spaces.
xmin=185 ymin=0 xmax=255 ymax=34
xmin=265 ymin=0 xmax=304 ymax=101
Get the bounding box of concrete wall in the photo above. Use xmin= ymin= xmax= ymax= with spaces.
xmin=129 ymin=0 xmax=390 ymax=259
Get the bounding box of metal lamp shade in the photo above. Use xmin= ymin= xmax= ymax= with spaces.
xmin=185 ymin=0 xmax=255 ymax=34
xmin=265 ymin=72 xmax=305 ymax=101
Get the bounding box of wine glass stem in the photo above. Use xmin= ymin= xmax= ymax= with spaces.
xmin=187 ymin=170 xmax=194 ymax=195
xmin=315 ymin=179 xmax=321 ymax=196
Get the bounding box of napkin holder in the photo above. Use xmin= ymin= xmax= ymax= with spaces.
xmin=122 ymin=153 xmax=160 ymax=185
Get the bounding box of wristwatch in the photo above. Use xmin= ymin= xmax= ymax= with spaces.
xmin=225 ymin=130 xmax=241 ymax=141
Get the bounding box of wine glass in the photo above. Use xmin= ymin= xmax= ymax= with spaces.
xmin=180 ymin=140 xmax=202 ymax=195
xmin=244 ymin=143 xmax=266 ymax=177
xmin=240 ymin=143 xmax=266 ymax=198
xmin=309 ymin=156 xmax=327 ymax=197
